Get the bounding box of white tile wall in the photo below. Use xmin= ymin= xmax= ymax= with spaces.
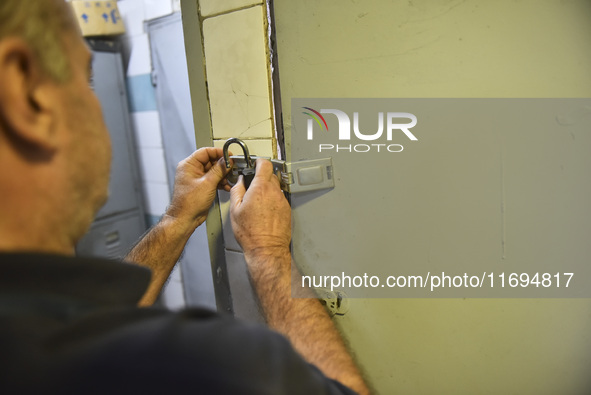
xmin=143 ymin=182 xmax=170 ymax=215
xmin=118 ymin=1 xmax=171 ymax=215
xmin=126 ymin=33 xmax=152 ymax=76
xmin=143 ymin=0 xmax=174 ymax=20
xmin=118 ymin=0 xmax=146 ymax=36
xmin=138 ymin=147 xmax=168 ymax=183
xmin=131 ymin=111 xmax=163 ymax=148
xmin=118 ymin=0 xmax=180 ymax=310
xmin=200 ymin=0 xmax=263 ymax=18
xmin=203 ymin=6 xmax=273 ymax=140
xmin=213 ymin=138 xmax=274 ymax=158
xmin=211 ymin=118 xmax=274 ymax=140
xmin=160 ymin=263 xmax=185 ymax=309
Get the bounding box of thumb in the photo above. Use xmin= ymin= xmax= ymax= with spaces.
xmin=230 ymin=175 xmax=246 ymax=210
xmin=204 ymin=157 xmax=230 ymax=186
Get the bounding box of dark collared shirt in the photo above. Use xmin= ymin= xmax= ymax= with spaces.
xmin=0 ymin=253 xmax=356 ymax=394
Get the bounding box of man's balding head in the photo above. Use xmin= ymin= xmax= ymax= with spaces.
xmin=0 ymin=0 xmax=78 ymax=81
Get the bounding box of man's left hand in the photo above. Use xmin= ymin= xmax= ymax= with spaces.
xmin=165 ymin=147 xmax=231 ymax=231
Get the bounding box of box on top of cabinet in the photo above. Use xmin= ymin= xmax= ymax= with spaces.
xmin=68 ymin=1 xmax=125 ymax=37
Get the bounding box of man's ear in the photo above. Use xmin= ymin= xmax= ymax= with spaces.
xmin=0 ymin=38 xmax=58 ymax=153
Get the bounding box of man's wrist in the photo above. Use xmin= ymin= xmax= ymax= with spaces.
xmin=243 ymin=245 xmax=290 ymax=260
xmin=159 ymin=212 xmax=200 ymax=240
xmin=243 ymin=245 xmax=291 ymax=273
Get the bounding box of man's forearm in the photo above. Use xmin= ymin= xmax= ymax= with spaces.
xmin=125 ymin=215 xmax=196 ymax=306
xmin=245 ymin=248 xmax=371 ymax=395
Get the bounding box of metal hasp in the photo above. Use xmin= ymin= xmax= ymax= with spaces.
xmin=222 ymin=138 xmax=334 ymax=194
xmin=281 ymin=157 xmax=334 ymax=194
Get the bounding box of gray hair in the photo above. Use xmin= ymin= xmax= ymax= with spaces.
xmin=0 ymin=0 xmax=77 ymax=81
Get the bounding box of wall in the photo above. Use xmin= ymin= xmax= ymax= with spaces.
xmin=118 ymin=0 xmax=178 ymax=226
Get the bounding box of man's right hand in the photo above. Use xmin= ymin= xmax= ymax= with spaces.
xmin=229 ymin=158 xmax=371 ymax=395
xmin=229 ymin=158 xmax=291 ymax=258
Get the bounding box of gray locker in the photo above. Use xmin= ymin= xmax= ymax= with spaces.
xmin=91 ymin=42 xmax=144 ymax=219
xmin=76 ymin=40 xmax=147 ymax=259
xmin=76 ymin=213 xmax=146 ymax=260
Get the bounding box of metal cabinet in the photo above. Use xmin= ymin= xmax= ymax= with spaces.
xmin=76 ymin=40 xmax=147 ymax=259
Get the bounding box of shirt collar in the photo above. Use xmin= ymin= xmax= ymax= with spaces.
xmin=0 ymin=253 xmax=151 ymax=307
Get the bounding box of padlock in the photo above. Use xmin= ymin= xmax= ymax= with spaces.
xmin=222 ymin=138 xmax=335 ymax=194
xmin=223 ymin=138 xmax=255 ymax=189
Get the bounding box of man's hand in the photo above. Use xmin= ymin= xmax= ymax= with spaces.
xmin=228 ymin=159 xmax=370 ymax=394
xmin=127 ymin=147 xmax=231 ymax=306
xmin=166 ymin=147 xmax=231 ymax=231
xmin=229 ymin=158 xmax=291 ymax=258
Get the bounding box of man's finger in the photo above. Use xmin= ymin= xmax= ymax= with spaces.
xmin=190 ymin=147 xmax=228 ymax=168
xmin=230 ymin=175 xmax=246 ymax=209
xmin=203 ymin=156 xmax=230 ymax=186
xmin=253 ymin=158 xmax=273 ymax=178
xmin=253 ymin=158 xmax=281 ymax=188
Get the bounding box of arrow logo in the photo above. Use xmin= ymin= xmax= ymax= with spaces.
xmin=102 ymin=13 xmax=108 ymax=22
xmin=81 ymin=13 xmax=89 ymax=23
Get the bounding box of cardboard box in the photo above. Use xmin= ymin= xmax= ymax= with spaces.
xmin=69 ymin=1 xmax=125 ymax=37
